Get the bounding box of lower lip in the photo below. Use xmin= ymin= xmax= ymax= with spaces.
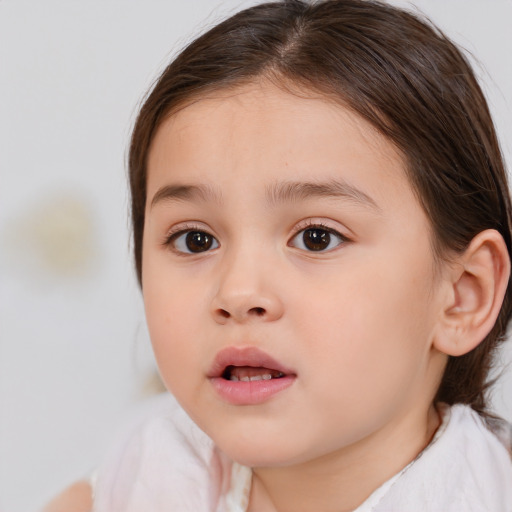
xmin=210 ymin=375 xmax=295 ymax=405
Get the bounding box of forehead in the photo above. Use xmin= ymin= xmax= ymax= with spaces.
xmin=146 ymin=81 xmax=412 ymax=209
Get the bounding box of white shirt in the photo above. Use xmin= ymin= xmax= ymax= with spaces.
xmin=92 ymin=394 xmax=512 ymax=512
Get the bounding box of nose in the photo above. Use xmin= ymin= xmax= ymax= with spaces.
xmin=210 ymin=251 xmax=284 ymax=325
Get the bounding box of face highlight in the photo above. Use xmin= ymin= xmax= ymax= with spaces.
xmin=141 ymin=82 xmax=448 ymax=468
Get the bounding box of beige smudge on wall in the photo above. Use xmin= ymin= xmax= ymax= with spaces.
xmin=140 ymin=370 xmax=167 ymax=397
xmin=2 ymin=192 xmax=99 ymax=278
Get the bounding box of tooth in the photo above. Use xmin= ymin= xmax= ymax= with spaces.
xmin=262 ymin=374 xmax=272 ymax=380
xmin=250 ymin=375 xmax=263 ymax=381
xmin=230 ymin=375 xmax=239 ymax=381
xmin=241 ymin=376 xmax=250 ymax=382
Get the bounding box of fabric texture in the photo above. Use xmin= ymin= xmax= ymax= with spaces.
xmin=92 ymin=393 xmax=512 ymax=512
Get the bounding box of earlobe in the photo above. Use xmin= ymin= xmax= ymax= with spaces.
xmin=434 ymin=229 xmax=510 ymax=357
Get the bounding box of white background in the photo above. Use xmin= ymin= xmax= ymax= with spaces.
xmin=0 ymin=1 xmax=511 ymax=510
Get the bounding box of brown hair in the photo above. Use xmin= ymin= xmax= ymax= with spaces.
xmin=128 ymin=0 xmax=512 ymax=414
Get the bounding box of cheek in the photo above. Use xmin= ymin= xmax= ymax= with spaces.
xmin=142 ymin=263 xmax=209 ymax=392
xmin=296 ymin=252 xmax=436 ymax=389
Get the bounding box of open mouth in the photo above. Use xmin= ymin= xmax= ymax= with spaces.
xmin=208 ymin=346 xmax=294 ymax=379
xmin=209 ymin=347 xmax=296 ymax=405
xmin=222 ymin=365 xmax=286 ymax=382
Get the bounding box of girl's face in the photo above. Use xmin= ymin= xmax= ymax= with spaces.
xmin=142 ymin=82 xmax=448 ymax=467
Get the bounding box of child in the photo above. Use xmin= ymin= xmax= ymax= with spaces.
xmin=48 ymin=0 xmax=512 ymax=510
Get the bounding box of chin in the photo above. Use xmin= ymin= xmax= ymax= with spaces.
xmin=214 ymin=433 xmax=313 ymax=468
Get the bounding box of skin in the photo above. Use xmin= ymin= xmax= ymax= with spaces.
xmin=46 ymin=81 xmax=510 ymax=510
xmin=42 ymin=481 xmax=92 ymax=512
xmin=142 ymin=81 xmax=450 ymax=511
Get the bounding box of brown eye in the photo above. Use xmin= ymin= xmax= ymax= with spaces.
xmin=303 ymin=228 xmax=331 ymax=251
xmin=185 ymin=231 xmax=213 ymax=252
xmin=289 ymin=226 xmax=345 ymax=252
xmin=171 ymin=230 xmax=219 ymax=254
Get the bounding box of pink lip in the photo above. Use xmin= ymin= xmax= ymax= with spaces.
xmin=208 ymin=346 xmax=296 ymax=405
xmin=208 ymin=346 xmax=294 ymax=378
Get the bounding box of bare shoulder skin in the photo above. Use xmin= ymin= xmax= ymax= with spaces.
xmin=43 ymin=481 xmax=93 ymax=512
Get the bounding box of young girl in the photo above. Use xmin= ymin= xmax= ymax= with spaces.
xmin=47 ymin=0 xmax=512 ymax=510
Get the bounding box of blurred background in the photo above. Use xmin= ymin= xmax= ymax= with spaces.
xmin=0 ymin=1 xmax=511 ymax=510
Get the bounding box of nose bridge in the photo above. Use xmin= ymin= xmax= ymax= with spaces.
xmin=211 ymin=238 xmax=283 ymax=323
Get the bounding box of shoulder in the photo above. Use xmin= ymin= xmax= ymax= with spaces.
xmin=92 ymin=393 xmax=231 ymax=511
xmin=42 ymin=481 xmax=92 ymax=512
xmin=450 ymin=404 xmax=512 ymax=458
xmin=484 ymin=410 xmax=512 ymax=458
xmin=374 ymin=404 xmax=512 ymax=511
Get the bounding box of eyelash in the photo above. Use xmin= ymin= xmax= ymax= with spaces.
xmin=163 ymin=224 xmax=219 ymax=256
xmin=288 ymin=221 xmax=349 ymax=253
xmin=163 ymin=221 xmax=349 ymax=255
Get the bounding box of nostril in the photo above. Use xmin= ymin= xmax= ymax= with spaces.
xmin=212 ymin=304 xmax=273 ymax=323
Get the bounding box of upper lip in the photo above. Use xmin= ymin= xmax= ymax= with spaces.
xmin=207 ymin=346 xmax=295 ymax=378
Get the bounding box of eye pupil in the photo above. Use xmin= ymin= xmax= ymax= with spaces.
xmin=303 ymin=228 xmax=330 ymax=251
xmin=185 ymin=231 xmax=213 ymax=252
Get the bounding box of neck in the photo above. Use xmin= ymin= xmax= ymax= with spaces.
xmin=248 ymin=404 xmax=440 ymax=512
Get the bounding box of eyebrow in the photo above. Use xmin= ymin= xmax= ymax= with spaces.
xmin=150 ymin=178 xmax=380 ymax=212
xmin=150 ymin=183 xmax=223 ymax=209
xmin=266 ymin=179 xmax=381 ymax=212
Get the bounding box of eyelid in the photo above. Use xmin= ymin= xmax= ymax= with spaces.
xmin=288 ymin=219 xmax=351 ymax=252
xmin=292 ymin=218 xmax=351 ymax=238
xmin=162 ymin=222 xmax=219 ymax=255
xmin=163 ymin=222 xmax=203 ymax=244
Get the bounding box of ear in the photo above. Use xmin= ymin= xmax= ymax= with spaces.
xmin=433 ymin=229 xmax=510 ymax=357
